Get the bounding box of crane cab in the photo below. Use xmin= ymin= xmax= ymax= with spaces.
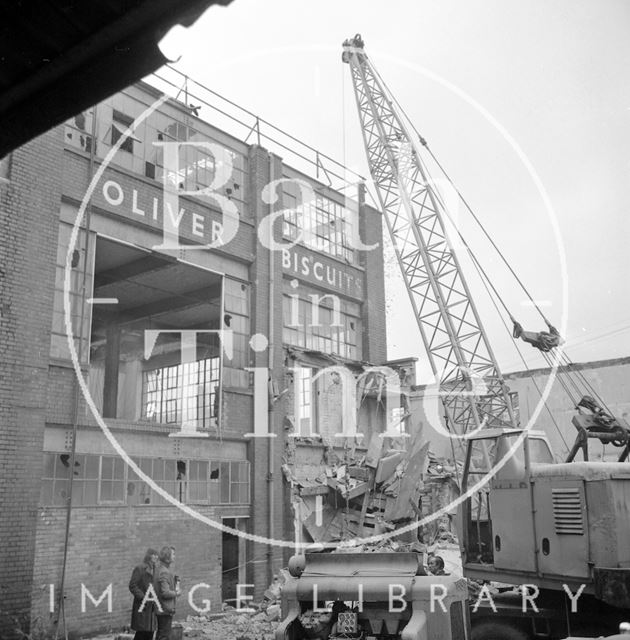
xmin=457 ymin=428 xmax=630 ymax=601
xmin=459 ymin=429 xmax=553 ymax=577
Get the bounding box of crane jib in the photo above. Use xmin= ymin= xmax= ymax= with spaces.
xmin=342 ymin=34 xmax=518 ymax=444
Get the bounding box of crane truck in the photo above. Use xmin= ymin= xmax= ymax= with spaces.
xmin=275 ymin=35 xmax=630 ymax=640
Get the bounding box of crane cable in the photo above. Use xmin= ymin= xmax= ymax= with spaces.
xmin=369 ymin=65 xmax=571 ymax=443
xmin=466 ymin=233 xmax=570 ymax=450
xmin=369 ymin=62 xmax=550 ymax=327
xmin=557 ymin=350 xmax=617 ymax=417
xmin=422 ymin=143 xmax=618 ymax=423
xmin=390 ymin=95 xmax=616 ymax=415
xmin=423 ymin=142 xmax=551 ymax=330
xmin=369 ymin=58 xmax=616 ymax=434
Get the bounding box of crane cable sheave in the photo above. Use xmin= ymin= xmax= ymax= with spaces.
xmin=342 ymin=34 xmax=518 ymax=435
xmin=342 ymin=34 xmax=366 ymax=64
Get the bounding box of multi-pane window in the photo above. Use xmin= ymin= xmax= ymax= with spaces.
xmin=41 ymin=453 xmax=99 ymax=506
xmin=282 ymin=186 xmax=356 ymax=264
xmin=50 ymin=223 xmax=94 ymax=363
xmin=295 ymin=367 xmax=317 ymax=436
xmin=64 ymin=91 xmax=248 ymax=215
xmin=188 ymin=460 xmax=209 ymax=503
xmin=149 ymin=458 xmax=181 ymax=504
xmin=229 ymin=461 xmax=250 ymax=504
xmin=41 ymin=453 xmax=249 ymax=506
xmin=142 ymin=357 xmax=220 ymax=430
xmin=282 ymin=294 xmax=361 ymax=360
xmin=210 ymin=460 xmax=250 ymax=504
xmin=64 ymin=110 xmax=95 ymax=154
xmin=127 ymin=457 xmax=179 ymax=505
xmin=223 ymin=278 xmax=250 ymax=373
xmin=129 ymin=458 xmax=153 ymax=505
xmin=153 ymin=121 xmax=221 ymax=193
xmin=99 ymin=455 xmax=126 ymax=503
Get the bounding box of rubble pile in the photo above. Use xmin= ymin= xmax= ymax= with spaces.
xmin=181 ymin=575 xmax=285 ymax=640
xmin=182 ymin=611 xmax=280 ymax=640
xmin=284 ymin=424 xmax=462 ymax=547
xmin=417 ymin=452 xmax=461 ymax=545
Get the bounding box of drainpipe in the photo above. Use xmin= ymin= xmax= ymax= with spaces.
xmin=267 ymin=153 xmax=276 ymax=584
xmin=55 ymin=105 xmax=97 ymax=640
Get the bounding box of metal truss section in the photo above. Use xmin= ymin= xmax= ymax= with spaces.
xmin=343 ymin=37 xmax=518 ymax=438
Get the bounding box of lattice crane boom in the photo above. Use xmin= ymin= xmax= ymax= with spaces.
xmin=343 ymin=34 xmax=518 ymax=436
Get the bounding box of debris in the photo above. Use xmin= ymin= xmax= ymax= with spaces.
xmin=183 ymin=611 xmax=280 ymax=640
xmin=374 ymin=450 xmax=404 ymax=483
xmin=298 ymin=610 xmax=334 ymax=639
xmin=326 ymin=476 xmax=369 ymax=500
xmin=266 ymin=603 xmax=281 ymax=621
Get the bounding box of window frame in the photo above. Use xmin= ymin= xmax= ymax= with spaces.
xmin=111 ymin=110 xmax=135 ymax=154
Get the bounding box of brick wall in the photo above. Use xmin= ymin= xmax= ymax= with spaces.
xmin=247 ymin=145 xmax=282 ymax=596
xmin=62 ymin=149 xmax=256 ymax=262
xmin=1 ymin=86 xmax=390 ymax=639
xmin=0 ymin=128 xmax=62 ymax=637
xmin=30 ymin=504 xmax=251 ymax=636
xmin=358 ymin=184 xmax=387 ymax=364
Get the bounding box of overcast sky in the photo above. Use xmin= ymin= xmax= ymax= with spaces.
xmin=158 ymin=0 xmax=630 ymax=381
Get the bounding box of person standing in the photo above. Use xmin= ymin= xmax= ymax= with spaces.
xmin=129 ymin=548 xmax=159 ymax=640
xmin=155 ymin=546 xmax=181 ymax=640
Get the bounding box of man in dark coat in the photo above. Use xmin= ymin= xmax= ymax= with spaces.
xmin=155 ymin=546 xmax=181 ymax=640
xmin=129 ymin=548 xmax=159 ymax=640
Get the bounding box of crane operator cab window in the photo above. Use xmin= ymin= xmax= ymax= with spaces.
xmin=462 ymin=431 xmax=553 ymax=565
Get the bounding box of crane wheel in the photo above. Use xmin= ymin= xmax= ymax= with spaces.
xmin=471 ymin=621 xmax=530 ymax=640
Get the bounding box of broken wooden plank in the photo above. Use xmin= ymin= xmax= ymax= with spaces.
xmin=365 ymin=434 xmax=384 ymax=468
xmin=327 ymin=477 xmax=369 ymax=500
xmin=375 ymin=451 xmax=404 ymax=484
xmin=347 ymin=465 xmax=370 ymax=481
xmin=299 ymin=483 xmax=329 ymax=496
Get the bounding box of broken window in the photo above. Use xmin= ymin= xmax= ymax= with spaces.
xmin=111 ymin=110 xmax=135 ymax=153
xmin=42 ymin=454 xmax=249 ymax=506
xmin=223 ymin=278 xmax=251 ymax=387
xmin=64 ymin=110 xmax=95 ymax=154
xmin=150 ymin=459 xmax=180 ymax=504
xmin=282 ymin=293 xmax=361 ymax=360
xmin=282 ymin=184 xmax=356 ymax=264
xmin=145 ymin=114 xmax=247 ymax=209
xmin=210 ymin=460 xmax=250 ymax=504
xmin=88 ymin=236 xmax=223 ymax=430
xmin=41 ymin=453 xmax=103 ymax=506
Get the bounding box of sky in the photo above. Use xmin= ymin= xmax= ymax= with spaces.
xmin=156 ymin=0 xmax=630 ymax=381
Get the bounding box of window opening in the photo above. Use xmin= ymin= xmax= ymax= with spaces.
xmin=111 ymin=110 xmax=135 ymax=153
xmin=88 ymin=236 xmax=223 ymax=430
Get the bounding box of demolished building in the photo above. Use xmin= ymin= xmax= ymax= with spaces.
xmin=0 ymin=69 xmax=438 ymax=635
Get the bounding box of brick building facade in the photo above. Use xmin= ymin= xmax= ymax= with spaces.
xmin=0 ymin=80 xmax=397 ymax=636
